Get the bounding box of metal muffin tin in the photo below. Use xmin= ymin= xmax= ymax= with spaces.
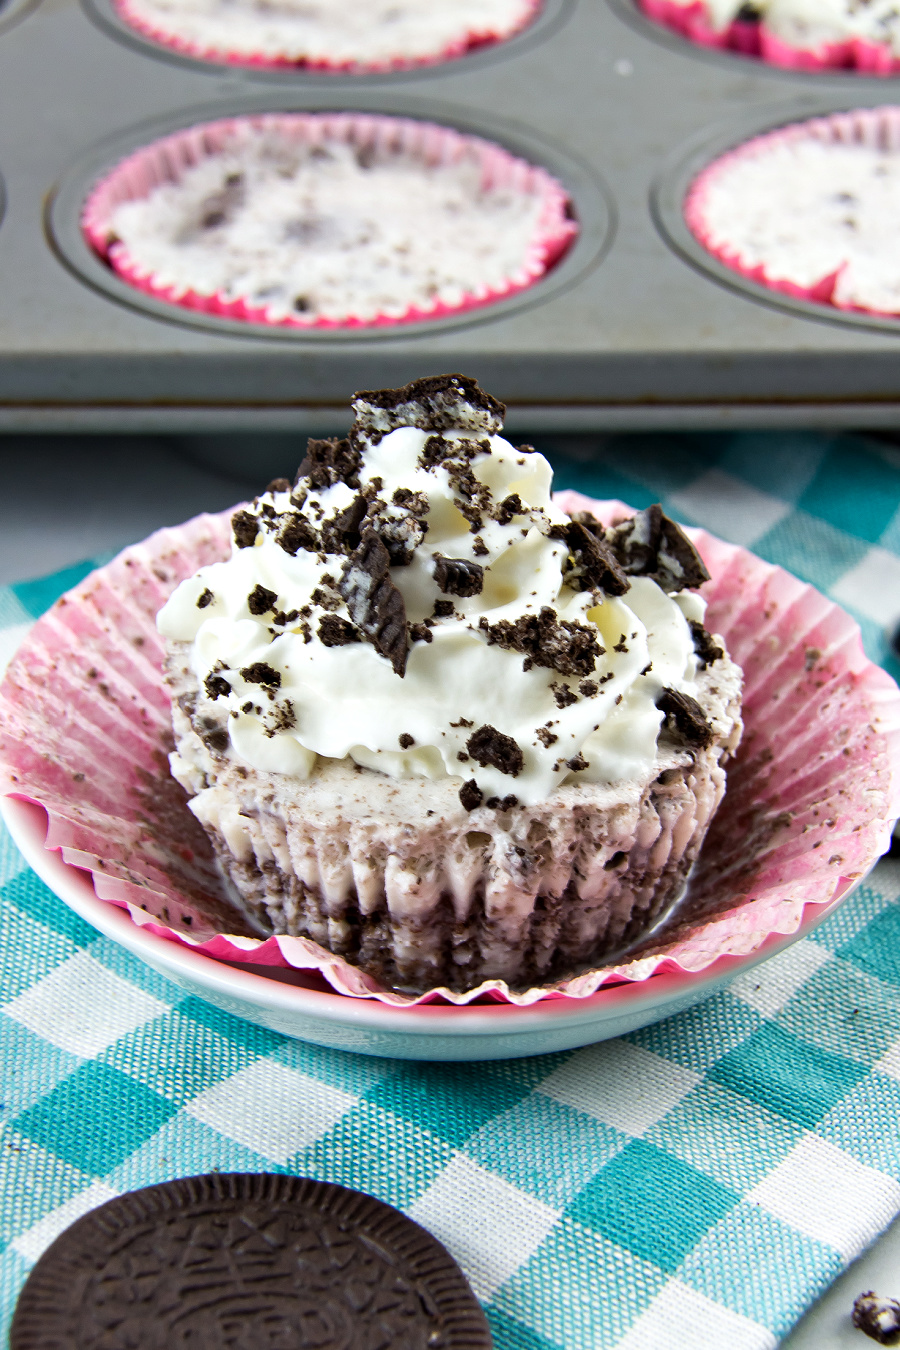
xmin=5 ymin=0 xmax=900 ymax=430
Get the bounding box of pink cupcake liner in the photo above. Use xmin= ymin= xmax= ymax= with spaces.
xmin=638 ymin=0 xmax=900 ymax=72
xmin=2 ymin=493 xmax=899 ymax=1007
xmin=639 ymin=0 xmax=763 ymax=53
xmin=112 ymin=0 xmax=542 ymax=73
xmin=758 ymin=26 xmax=900 ymax=73
xmin=81 ymin=112 xmax=578 ymax=332
xmin=685 ymin=107 xmax=900 ymax=320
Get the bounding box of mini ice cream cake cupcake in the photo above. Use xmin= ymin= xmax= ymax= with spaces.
xmin=81 ymin=113 xmax=577 ymax=331
xmin=114 ymin=0 xmax=541 ymax=72
xmin=157 ymin=374 xmax=743 ymax=994
xmin=638 ymin=0 xmax=900 ymax=72
xmin=686 ymin=108 xmax=900 ymax=319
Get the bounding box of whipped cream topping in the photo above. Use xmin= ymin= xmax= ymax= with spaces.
xmin=692 ymin=127 xmax=900 ymax=314
xmin=159 ymin=377 xmax=716 ymax=808
xmin=120 ymin=0 xmax=538 ymax=65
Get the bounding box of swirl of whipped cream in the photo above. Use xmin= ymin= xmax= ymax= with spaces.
xmin=158 ymin=378 xmax=713 ymax=807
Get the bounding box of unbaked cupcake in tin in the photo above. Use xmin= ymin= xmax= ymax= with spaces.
xmin=114 ymin=0 xmax=542 ymax=72
xmin=638 ymin=0 xmax=900 ymax=73
xmin=82 ymin=113 xmax=577 ymax=331
xmin=686 ymin=108 xmax=900 ymax=319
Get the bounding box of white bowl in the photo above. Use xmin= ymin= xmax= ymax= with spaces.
xmin=1 ymin=796 xmax=856 ymax=1061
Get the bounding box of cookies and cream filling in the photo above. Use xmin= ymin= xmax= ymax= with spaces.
xmin=105 ymin=125 xmax=559 ymax=326
xmin=692 ymin=132 xmax=900 ymax=315
xmin=159 ymin=375 xmax=724 ymax=809
xmin=119 ymin=0 xmax=538 ymax=66
xmin=660 ymin=0 xmax=900 ymax=52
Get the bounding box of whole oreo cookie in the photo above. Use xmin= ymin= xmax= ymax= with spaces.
xmin=10 ymin=1172 xmax=492 ymax=1349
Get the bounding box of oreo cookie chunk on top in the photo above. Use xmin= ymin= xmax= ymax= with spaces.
xmin=10 ymin=1173 xmax=492 ymax=1350
xmin=351 ymin=374 xmax=505 ymax=442
xmin=340 ymin=530 xmax=408 ymax=677
xmin=607 ymin=504 xmax=710 ymax=593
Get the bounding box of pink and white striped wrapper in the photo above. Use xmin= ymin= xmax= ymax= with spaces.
xmin=685 ymin=107 xmax=900 ymax=319
xmin=81 ymin=112 xmax=577 ymax=332
xmin=1 ymin=493 xmax=899 ymax=1007
xmin=112 ymin=0 xmax=541 ymax=73
xmin=638 ymin=0 xmax=900 ymax=72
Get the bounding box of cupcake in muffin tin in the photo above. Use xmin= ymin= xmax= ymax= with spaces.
xmin=113 ymin=0 xmax=542 ymax=73
xmin=639 ymin=0 xmax=900 ymax=72
xmin=82 ymin=113 xmax=577 ymax=331
xmin=686 ymin=108 xmax=900 ymax=319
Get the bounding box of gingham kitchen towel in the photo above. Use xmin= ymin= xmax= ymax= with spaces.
xmin=2 ymin=428 xmax=900 ymax=1350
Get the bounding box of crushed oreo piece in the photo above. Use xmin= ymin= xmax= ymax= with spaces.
xmin=562 ymin=520 xmax=630 ymax=596
xmin=479 ymin=607 xmax=601 ymax=678
xmin=495 ymin=493 xmax=524 ymax=525
xmin=247 ymin=584 xmax=278 ymax=616
xmin=365 ymin=501 xmax=426 ymax=566
xmin=433 ymin=600 xmax=455 ymax=618
xmin=567 ymin=753 xmax=589 ymax=772
xmin=409 ymin=622 xmax=433 ymax=644
xmin=398 ymin=733 xmax=415 ymax=749
xmin=466 ymin=725 xmax=524 ymax=777
xmin=296 ymin=437 xmax=361 ymax=490
xmin=853 ymin=1291 xmax=900 ymax=1344
xmin=418 ymin=437 xmax=491 ymax=533
xmin=433 ymin=555 xmax=484 ymax=598
xmin=232 ymin=510 xmax=259 ymax=549
xmin=240 ymin=662 xmax=281 ymax=689
xmin=352 ymin=374 xmax=505 ymax=440
xmin=536 ymin=726 xmax=558 ymax=747
xmin=689 ymin=620 xmax=724 ymax=669
xmin=311 ymin=584 xmax=342 ymax=612
xmin=204 ymin=673 xmax=231 ymax=700
xmin=318 ymin=615 xmax=360 ymax=647
xmin=459 ymin=779 xmax=483 ymax=812
xmin=266 ymin=477 xmax=291 ymax=495
xmin=277 ymin=514 xmax=319 ymax=557
xmin=608 ymin=504 xmax=710 ymax=592
xmin=200 ymin=723 xmax=230 ymax=754
xmin=392 ymin=487 xmax=429 ymax=514
xmin=550 ymin=682 xmax=578 ymax=708
xmin=320 ymin=493 xmax=369 ymax=555
xmin=196 ymin=588 xmax=214 ymax=609
xmin=579 ymin=679 xmax=598 ymax=697
xmin=340 ymin=530 xmax=408 ymax=676
xmin=472 ymin=536 xmax=489 ymax=558
xmin=657 ymin=687 xmax=713 ymax=748
xmin=486 ymin=794 xmax=519 ymax=810
xmin=450 ymin=717 xmax=473 ymax=728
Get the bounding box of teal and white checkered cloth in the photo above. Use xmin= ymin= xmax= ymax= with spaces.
xmin=2 ymin=429 xmax=900 ymax=1349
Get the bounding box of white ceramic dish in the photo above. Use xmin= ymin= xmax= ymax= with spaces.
xmin=1 ymin=795 xmax=857 ymax=1061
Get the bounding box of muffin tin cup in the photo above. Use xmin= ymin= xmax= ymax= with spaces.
xmin=78 ymin=108 xmax=581 ymax=333
xmin=1 ymin=493 xmax=898 ymax=1008
xmin=111 ymin=0 xmax=542 ymax=75
xmin=684 ymin=105 xmax=900 ymax=321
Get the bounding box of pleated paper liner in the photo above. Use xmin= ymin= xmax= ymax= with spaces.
xmin=112 ymin=0 xmax=541 ymax=73
xmin=81 ymin=112 xmax=577 ymax=332
xmin=685 ymin=107 xmax=900 ymax=320
xmin=638 ymin=0 xmax=900 ymax=73
xmin=1 ymin=493 xmax=899 ymax=1006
